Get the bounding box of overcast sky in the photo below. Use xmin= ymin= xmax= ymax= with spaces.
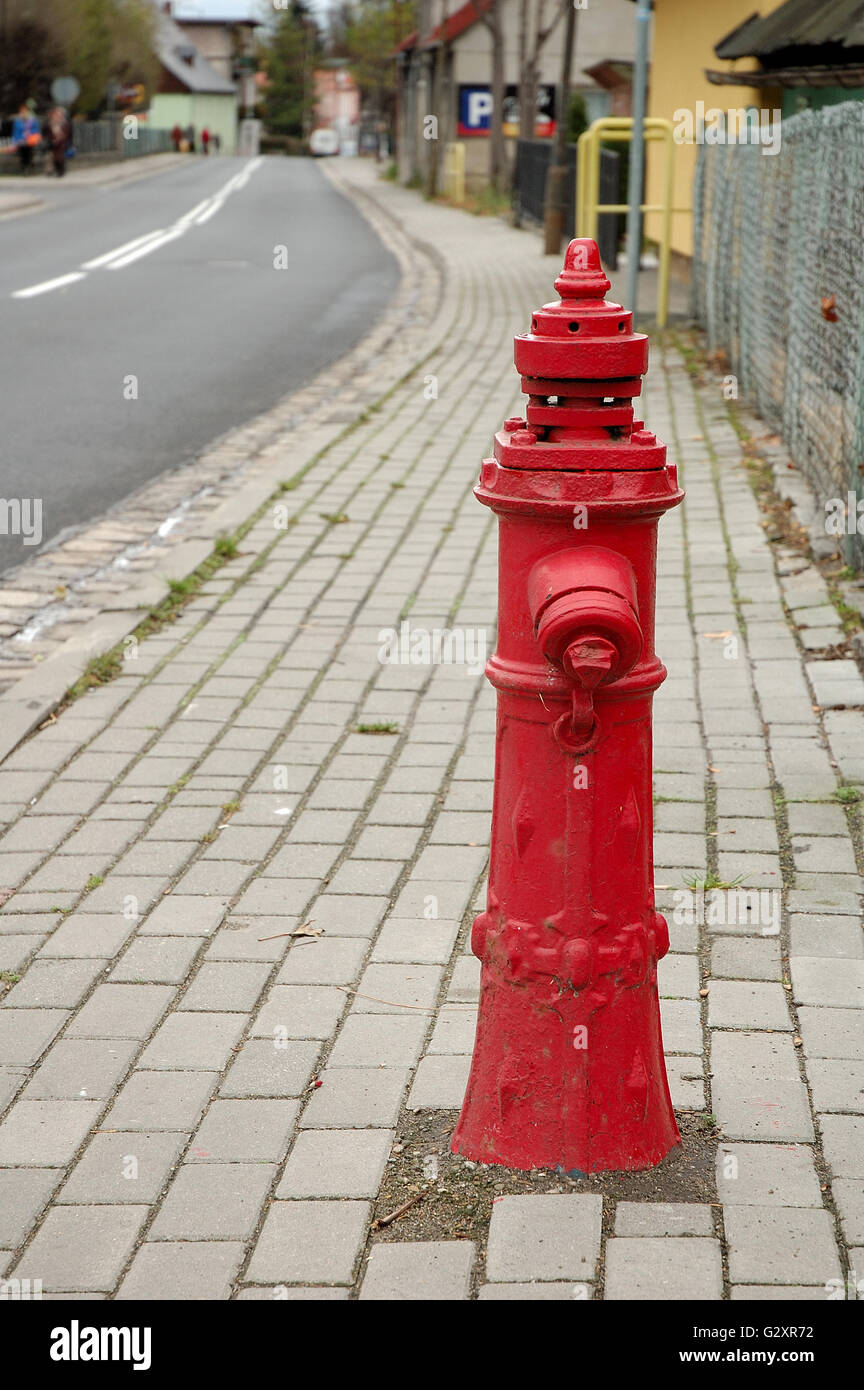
xmin=170 ymin=0 xmax=333 ymax=23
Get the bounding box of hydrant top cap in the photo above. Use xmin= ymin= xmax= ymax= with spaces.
xmin=555 ymin=238 xmax=611 ymax=302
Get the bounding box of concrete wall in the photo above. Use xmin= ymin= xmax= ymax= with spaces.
xmin=645 ymin=0 xmax=766 ymax=257
xmin=149 ymin=93 xmax=238 ymax=153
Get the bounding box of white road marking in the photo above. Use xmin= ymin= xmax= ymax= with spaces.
xmin=107 ymin=224 xmax=188 ymax=269
xmin=80 ymin=230 xmax=168 ymax=269
xmin=12 ymin=271 xmax=87 ymax=299
xmin=10 ymin=157 xmax=264 ymax=298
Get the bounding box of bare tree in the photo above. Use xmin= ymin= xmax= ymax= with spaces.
xmin=542 ymin=0 xmax=577 ymax=253
xmin=426 ymin=0 xmax=451 ymax=199
xmin=517 ymin=0 xmax=566 ymax=144
xmin=472 ymin=0 xmax=506 ymax=191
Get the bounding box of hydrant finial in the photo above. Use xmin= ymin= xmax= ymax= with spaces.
xmin=554 ymin=237 xmax=611 ymax=302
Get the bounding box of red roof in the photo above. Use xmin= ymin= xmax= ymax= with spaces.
xmin=394 ymin=0 xmax=493 ymax=54
xmin=422 ymin=0 xmax=494 ymax=47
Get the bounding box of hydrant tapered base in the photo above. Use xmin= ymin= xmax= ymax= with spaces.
xmin=452 ymin=969 xmax=680 ymax=1175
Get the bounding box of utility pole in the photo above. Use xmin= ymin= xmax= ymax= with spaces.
xmin=542 ymin=1 xmax=577 ymax=255
xmin=625 ymin=0 xmax=651 ymax=324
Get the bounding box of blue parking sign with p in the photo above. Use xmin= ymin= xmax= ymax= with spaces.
xmin=459 ymin=86 xmax=494 ymax=135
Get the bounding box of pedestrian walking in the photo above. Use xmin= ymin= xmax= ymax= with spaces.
xmin=212 ymin=132 xmax=221 ymax=154
xmin=12 ymin=101 xmax=41 ymax=175
xmin=170 ymin=122 xmax=183 ymax=152
xmin=45 ymin=105 xmax=72 ymax=177
xmin=201 ymin=127 xmax=210 ymax=155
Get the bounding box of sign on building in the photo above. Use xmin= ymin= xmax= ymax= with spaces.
xmin=458 ymin=84 xmax=556 ymax=138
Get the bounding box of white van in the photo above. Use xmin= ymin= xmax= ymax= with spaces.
xmin=309 ymin=128 xmax=339 ymax=157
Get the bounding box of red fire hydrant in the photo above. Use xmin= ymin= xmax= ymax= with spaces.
xmin=452 ymin=239 xmax=684 ymax=1174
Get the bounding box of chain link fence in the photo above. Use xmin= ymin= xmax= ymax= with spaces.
xmin=692 ymin=101 xmax=864 ymax=559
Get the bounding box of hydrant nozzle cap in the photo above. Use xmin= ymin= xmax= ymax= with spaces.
xmin=554 ymin=238 xmax=611 ymax=302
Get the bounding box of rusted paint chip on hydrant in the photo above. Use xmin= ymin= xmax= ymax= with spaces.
xmin=452 ymin=238 xmax=685 ymax=1175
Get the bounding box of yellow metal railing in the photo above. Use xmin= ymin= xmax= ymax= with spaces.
xmin=443 ymin=141 xmax=466 ymax=205
xmin=576 ymin=117 xmax=689 ymax=328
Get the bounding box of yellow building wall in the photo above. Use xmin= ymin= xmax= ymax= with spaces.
xmin=645 ymin=0 xmax=767 ymax=257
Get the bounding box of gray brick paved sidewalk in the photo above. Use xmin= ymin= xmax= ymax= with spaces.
xmin=0 ymin=159 xmax=861 ymax=1301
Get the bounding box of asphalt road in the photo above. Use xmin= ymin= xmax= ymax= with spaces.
xmin=0 ymin=156 xmax=399 ymax=576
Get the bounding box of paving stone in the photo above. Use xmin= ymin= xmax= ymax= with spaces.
xmin=0 ymin=1009 xmax=70 ymax=1065
xmin=2 ymin=958 xmax=108 ymax=1008
xmin=711 ymin=1033 xmax=814 ymax=1141
xmin=798 ymin=1007 xmax=864 ymax=1059
xmin=0 ymin=1168 xmax=61 ymax=1246
xmin=665 ymin=1056 xmax=706 ymax=1110
xmin=359 ymin=1240 xmax=475 ymax=1300
xmin=791 ymin=957 xmax=864 ymax=1009
xmin=138 ymin=897 xmax=228 ymax=936
xmin=66 ymin=984 xmax=175 ymax=1039
xmin=710 ymin=936 xmax=781 ymax=980
xmin=149 ymin=1163 xmax=275 ymax=1240
xmin=275 ymin=937 xmax=367 ymax=986
xmin=236 ymin=1285 xmax=350 ymax=1300
xmin=37 ymin=914 xmax=136 ymax=959
xmin=58 ymin=1131 xmax=185 ymax=1204
xmin=299 ymin=1067 xmax=409 ymax=1128
xmin=328 ymin=1013 xmax=428 ymax=1067
xmin=716 ymin=1143 xmax=822 ymax=1206
xmin=116 ymin=1240 xmax=245 ymax=1300
xmin=304 ymin=895 xmax=389 ymax=938
xmin=614 ymin=1202 xmax=713 ymax=1236
xmin=219 ymin=1039 xmax=320 ymax=1098
xmin=427 ymin=1010 xmax=478 ymax=1054
xmin=707 ymin=980 xmax=792 ymax=1030
xmin=446 ymin=956 xmax=481 ymax=1002
xmin=110 ymin=936 xmax=204 ymax=984
xmin=187 ymin=1099 xmax=299 ymax=1163
xmin=0 ymin=1098 xmax=101 ymax=1165
xmin=104 ymin=1071 xmax=219 ymax=1131
xmin=137 ymin=1012 xmax=246 ymax=1070
xmin=605 ymin=1237 xmax=723 ymax=1300
xmin=485 ymin=1195 xmax=602 ymax=1283
xmin=789 ymin=914 xmax=864 ymax=960
xmin=13 ymin=1205 xmax=148 ymax=1292
xmin=818 ymin=1114 xmax=864 ymax=1178
xmin=351 ymin=963 xmax=443 ymax=1014
xmin=806 ymin=1059 xmax=864 ymax=1112
xmin=250 ymin=985 xmax=346 ymax=1039
xmin=659 ymin=999 xmax=702 ymax=1053
xmin=246 ymin=1200 xmax=370 ymax=1284
xmin=724 ymin=1207 xmax=842 ymax=1285
xmin=407 ymin=1054 xmax=471 ymax=1108
xmin=22 ymin=1039 xmax=137 ymax=1100
xmin=833 ymin=1180 xmax=864 ymax=1246
xmin=278 ymin=1129 xmax=393 ymax=1198
xmin=180 ymin=962 xmax=272 ymax=1012
xmin=478 ymin=1282 xmax=588 ymax=1300
xmin=371 ymin=918 xmax=460 ymax=964
xmin=729 ymin=1285 xmax=829 ymax=1301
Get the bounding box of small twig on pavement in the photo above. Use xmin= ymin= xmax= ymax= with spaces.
xmin=372 ymin=1189 xmax=428 ymax=1231
xmin=334 ymin=984 xmax=476 ymax=1011
xmin=258 ymin=920 xmax=320 ymax=942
